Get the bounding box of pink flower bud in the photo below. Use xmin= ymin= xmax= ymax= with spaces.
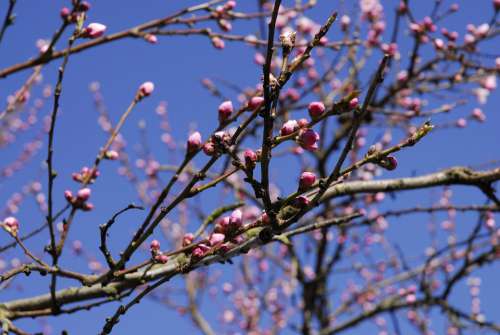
xmin=150 ymin=239 xmax=161 ymax=252
xmin=382 ymin=156 xmax=398 ymax=170
xmin=76 ymin=188 xmax=91 ymax=201
xmin=211 ymin=36 xmax=225 ymax=49
xmin=84 ymin=23 xmax=106 ymax=38
xmin=349 ymin=97 xmax=359 ymax=109
xmin=187 ymin=131 xmax=202 ymax=153
xmin=308 ymin=101 xmax=326 ymax=118
xmin=3 ymin=216 xmax=19 ymax=235
xmin=192 ymin=247 xmax=205 ymax=258
xmin=218 ymin=100 xmax=233 ymax=123
xmin=297 ymin=118 xmax=309 ymax=128
xmin=280 ymin=120 xmax=299 ymax=136
xmin=340 ymin=15 xmax=350 ymax=30
xmin=144 ymin=34 xmax=158 ymax=44
xmin=60 ymin=7 xmax=71 ymax=20
xmin=230 ymin=209 xmax=243 ymax=227
xmin=456 ymin=118 xmax=467 ymax=128
xmin=139 ymin=81 xmax=155 ymax=97
xmin=154 ymin=254 xmax=168 ymax=264
xmin=248 ymin=96 xmax=264 ymax=110
xmin=202 ymin=141 xmax=216 ymax=156
xmin=209 ymin=233 xmax=225 ymax=246
xmin=224 ymin=0 xmax=236 ymax=10
xmin=64 ymin=190 xmax=74 ymax=202
xmin=104 ymin=150 xmax=119 ymax=160
xmin=299 ymin=172 xmax=316 ymax=190
xmin=182 ymin=233 xmax=194 ymax=247
xmin=298 ymin=129 xmax=320 ymax=152
xmin=471 ymin=108 xmax=486 ymax=122
xmin=244 ymin=149 xmax=257 ymax=168
xmin=434 ymin=38 xmax=445 ymax=50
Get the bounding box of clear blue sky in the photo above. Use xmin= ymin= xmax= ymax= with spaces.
xmin=0 ymin=1 xmax=498 ymax=334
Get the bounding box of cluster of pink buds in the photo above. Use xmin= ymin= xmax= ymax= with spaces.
xmin=64 ymin=188 xmax=94 ymax=211
xmin=298 ymin=128 xmax=320 ymax=152
xmin=187 ymin=131 xmax=202 ymax=154
xmin=299 ymin=171 xmax=316 ymax=190
xmin=82 ymin=23 xmax=107 ymax=39
xmin=72 ymin=166 xmax=99 ymax=183
xmin=60 ymin=1 xmax=91 ymax=22
xmin=308 ymin=101 xmax=325 ymax=119
xmin=150 ymin=239 xmax=168 ymax=264
xmin=203 ymin=131 xmax=231 ymax=156
xmin=215 ymin=1 xmax=236 ymax=15
xmin=218 ymin=100 xmax=233 ymax=123
xmin=410 ymin=16 xmax=437 ymax=36
xmin=137 ymin=81 xmax=155 ymax=99
xmin=2 ymin=216 xmax=19 ymax=236
xmin=214 ymin=209 xmax=243 ymax=235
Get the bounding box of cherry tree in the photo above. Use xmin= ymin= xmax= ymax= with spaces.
xmin=0 ymin=0 xmax=499 ymax=334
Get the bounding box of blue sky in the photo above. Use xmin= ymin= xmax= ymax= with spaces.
xmin=0 ymin=1 xmax=499 ymax=334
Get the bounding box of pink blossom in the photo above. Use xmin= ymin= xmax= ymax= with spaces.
xmin=244 ymin=149 xmax=257 ymax=168
xmin=299 ymin=171 xmax=316 ymax=190
xmin=456 ymin=118 xmax=467 ymax=128
xmin=298 ymin=128 xmax=320 ymax=151
xmin=349 ymin=97 xmax=359 ymax=109
xmin=218 ymin=100 xmax=233 ymax=123
xmin=84 ymin=23 xmax=107 ymax=38
xmin=187 ymin=131 xmax=202 ymax=153
xmin=154 ymin=254 xmax=168 ymax=264
xmin=211 ymin=36 xmax=225 ymax=49
xmin=76 ymin=188 xmax=91 ymax=201
xmin=224 ymin=1 xmax=236 ymax=10
xmin=248 ymin=96 xmax=264 ymax=110
xmin=150 ymin=239 xmax=161 ymax=252
xmin=308 ymin=101 xmax=326 ymax=118
xmin=471 ymin=108 xmax=486 ymax=122
xmin=230 ymin=209 xmax=243 ymax=227
xmin=280 ymin=120 xmax=299 ymax=136
xmin=104 ymin=150 xmax=119 ymax=160
xmin=182 ymin=233 xmax=194 ymax=247
xmin=202 ymin=141 xmax=215 ymax=156
xmin=298 ymin=118 xmax=309 ymax=128
xmin=60 ymin=7 xmax=71 ymax=20
xmin=3 ymin=216 xmax=19 ymax=235
xmin=139 ymin=81 xmax=155 ymax=97
xmin=144 ymin=34 xmax=158 ymax=44
xmin=209 ymin=233 xmax=225 ymax=246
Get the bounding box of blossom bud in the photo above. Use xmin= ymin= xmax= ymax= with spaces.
xmin=230 ymin=209 xmax=243 ymax=227
xmin=187 ymin=132 xmax=202 ymax=153
xmin=248 ymin=96 xmax=264 ymax=110
xmin=308 ymin=101 xmax=325 ymax=119
xmin=456 ymin=118 xmax=467 ymax=128
xmin=60 ymin=7 xmax=71 ymax=20
xmin=64 ymin=190 xmax=74 ymax=202
xmin=182 ymin=233 xmax=194 ymax=247
xmin=154 ymin=254 xmax=168 ymax=264
xmin=138 ymin=81 xmax=154 ymax=97
xmin=244 ymin=149 xmax=257 ymax=169
xmin=76 ymin=188 xmax=91 ymax=201
xmin=294 ymin=196 xmax=310 ymax=207
xmin=349 ymin=97 xmax=359 ymax=109
xmin=224 ymin=1 xmax=236 ymax=10
xmin=211 ymin=36 xmax=225 ymax=49
xmin=218 ymin=100 xmax=233 ymax=123
xmin=280 ymin=120 xmax=299 ymax=136
xmin=3 ymin=216 xmax=19 ymax=235
xmin=83 ymin=23 xmax=106 ymax=39
xmin=144 ymin=34 xmax=158 ymax=44
xmin=209 ymin=233 xmax=225 ymax=246
xmin=279 ymin=30 xmax=296 ymax=50
xmin=298 ymin=128 xmax=320 ymax=152
xmin=150 ymin=239 xmax=161 ymax=252
xmin=202 ymin=141 xmax=216 ymax=156
xmin=299 ymin=172 xmax=316 ymax=190
xmin=471 ymin=108 xmax=486 ymax=122
xmin=104 ymin=150 xmax=119 ymax=160
xmin=379 ymin=156 xmax=398 ymax=170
